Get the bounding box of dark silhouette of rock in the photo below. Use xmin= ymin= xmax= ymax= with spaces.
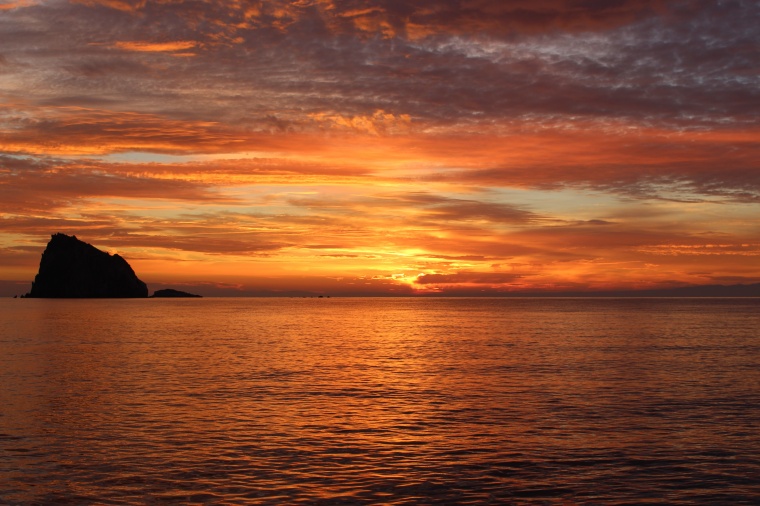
xmin=26 ymin=233 xmax=148 ymax=298
xmin=151 ymin=288 xmax=202 ymax=298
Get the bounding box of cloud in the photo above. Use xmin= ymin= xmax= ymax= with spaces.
xmin=415 ymin=271 xmax=523 ymax=285
xmin=0 ymin=0 xmax=36 ymax=10
xmin=72 ymin=1 xmax=694 ymax=39
xmin=111 ymin=40 xmax=198 ymax=53
xmin=72 ymin=0 xmax=147 ymax=13
xmin=0 ymin=103 xmax=246 ymax=155
xmin=417 ymin=126 xmax=760 ymax=202
xmin=637 ymin=244 xmax=760 ymax=257
xmin=309 ymin=110 xmax=412 ymax=135
xmin=383 ymin=192 xmax=539 ymax=225
xmin=1 ymin=0 xmax=758 ymax=292
xmin=99 ymin=232 xmax=288 ymax=256
xmin=0 ymin=154 xmax=232 ymax=214
xmin=4 ymin=1 xmax=756 ymax=136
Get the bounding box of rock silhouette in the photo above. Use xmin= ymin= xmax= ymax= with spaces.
xmin=151 ymin=288 xmax=202 ymax=298
xmin=27 ymin=233 xmax=148 ymax=298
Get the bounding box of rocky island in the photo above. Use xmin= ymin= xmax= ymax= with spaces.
xmin=26 ymin=233 xmax=148 ymax=298
xmin=151 ymin=288 xmax=202 ymax=298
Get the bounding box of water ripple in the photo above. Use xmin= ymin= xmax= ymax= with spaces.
xmin=1 ymin=298 xmax=759 ymax=504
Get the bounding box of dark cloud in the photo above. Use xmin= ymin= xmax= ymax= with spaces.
xmin=63 ymin=58 xmax=154 ymax=79
xmin=71 ymin=0 xmax=696 ymax=39
xmin=2 ymin=0 xmax=755 ymax=129
xmin=381 ymin=192 xmax=539 ymax=224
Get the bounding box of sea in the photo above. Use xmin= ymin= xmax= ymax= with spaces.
xmin=1 ymin=297 xmax=759 ymax=505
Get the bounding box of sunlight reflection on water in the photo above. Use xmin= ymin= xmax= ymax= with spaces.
xmin=1 ymin=298 xmax=759 ymax=504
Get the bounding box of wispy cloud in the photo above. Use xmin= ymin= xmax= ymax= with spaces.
xmin=110 ymin=40 xmax=198 ymax=53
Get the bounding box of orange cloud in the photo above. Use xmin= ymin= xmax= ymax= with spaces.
xmin=415 ymin=271 xmax=522 ymax=285
xmin=0 ymin=104 xmax=243 ymax=155
xmin=4 ymin=103 xmax=757 ymax=204
xmin=73 ymin=0 xmax=147 ymax=12
xmin=309 ymin=110 xmax=412 ymax=135
xmin=638 ymin=244 xmax=760 ymax=257
xmin=0 ymin=0 xmax=36 ymax=10
xmin=112 ymin=40 xmax=198 ymax=52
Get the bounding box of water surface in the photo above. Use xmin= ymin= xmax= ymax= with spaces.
xmin=1 ymin=298 xmax=759 ymax=504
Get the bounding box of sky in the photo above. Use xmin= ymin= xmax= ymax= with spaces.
xmin=1 ymin=0 xmax=759 ymax=296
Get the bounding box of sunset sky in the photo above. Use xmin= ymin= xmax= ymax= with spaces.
xmin=1 ymin=0 xmax=759 ymax=296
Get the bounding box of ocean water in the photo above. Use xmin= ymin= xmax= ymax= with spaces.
xmin=1 ymin=297 xmax=759 ymax=505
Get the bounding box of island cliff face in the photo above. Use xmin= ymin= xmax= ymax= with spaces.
xmin=27 ymin=233 xmax=148 ymax=298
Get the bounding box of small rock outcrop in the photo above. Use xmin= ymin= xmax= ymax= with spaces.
xmin=151 ymin=288 xmax=202 ymax=298
xmin=26 ymin=233 xmax=148 ymax=298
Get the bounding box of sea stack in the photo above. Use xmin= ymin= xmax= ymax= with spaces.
xmin=26 ymin=233 xmax=148 ymax=298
